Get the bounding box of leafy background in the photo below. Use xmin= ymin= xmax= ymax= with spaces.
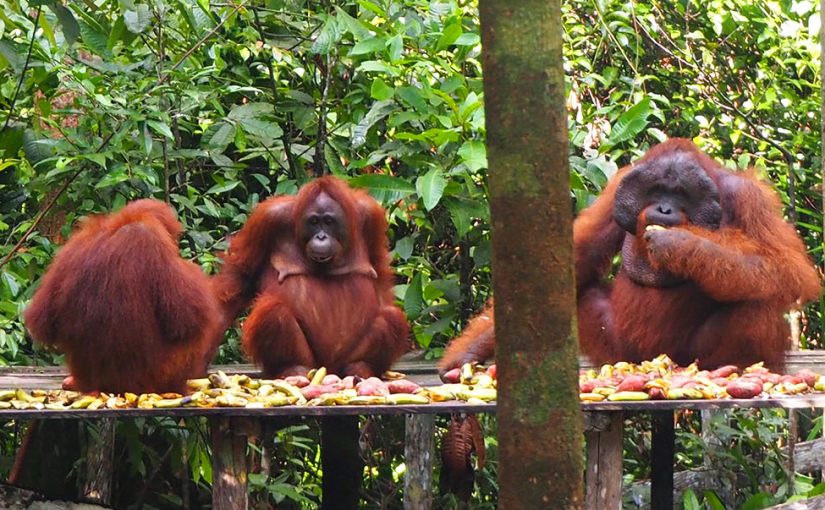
xmin=0 ymin=0 xmax=823 ymax=507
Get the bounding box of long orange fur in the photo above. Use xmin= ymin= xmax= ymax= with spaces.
xmin=212 ymin=176 xmax=410 ymax=377
xmin=24 ymin=199 xmax=221 ymax=393
xmin=440 ymin=139 xmax=822 ymax=373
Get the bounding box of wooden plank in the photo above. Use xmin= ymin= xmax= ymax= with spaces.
xmin=1 ymin=394 xmax=825 ymax=420
xmin=320 ymin=416 xmax=362 ymax=510
xmin=210 ymin=417 xmax=250 ymax=510
xmin=404 ymin=414 xmax=435 ymax=510
xmin=651 ymin=411 xmax=674 ymax=510
xmin=0 ymin=401 xmax=496 ymax=420
xmin=585 ymin=411 xmax=623 ymax=510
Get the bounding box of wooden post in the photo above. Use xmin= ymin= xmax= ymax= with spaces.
xmin=210 ymin=416 xmax=250 ymax=510
xmin=651 ymin=411 xmax=675 ymax=509
xmin=584 ymin=412 xmax=623 ymax=510
xmin=480 ymin=0 xmax=583 ymax=507
xmin=404 ymin=414 xmax=435 ymax=510
xmin=320 ymin=416 xmax=362 ymax=510
xmin=701 ymin=409 xmax=734 ymax=506
xmin=81 ymin=418 xmax=116 ymax=505
xmin=788 ymin=409 xmax=798 ymax=496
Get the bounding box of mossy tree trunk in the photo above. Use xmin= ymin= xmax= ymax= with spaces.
xmin=479 ymin=0 xmax=584 ymax=507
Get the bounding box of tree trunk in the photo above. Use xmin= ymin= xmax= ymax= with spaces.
xmin=480 ymin=0 xmax=584 ymax=508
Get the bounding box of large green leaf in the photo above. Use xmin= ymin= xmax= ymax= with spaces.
xmin=310 ymin=16 xmax=341 ymax=55
xmin=403 ymin=273 xmax=424 ymax=318
xmin=124 ymin=4 xmax=152 ymax=34
xmin=22 ymin=130 xmax=55 ymax=167
xmin=457 ymin=140 xmax=487 ymax=172
xmin=208 ymin=123 xmax=236 ymax=149
xmin=79 ymin=20 xmax=112 ymax=57
xmin=228 ymin=102 xmax=275 ymax=121
xmin=349 ymin=36 xmax=385 ymax=56
xmin=416 ymin=168 xmax=447 ymax=211
xmin=370 ymin=78 xmax=394 ymax=100
xmin=0 ymin=40 xmax=23 ymax=72
xmin=606 ymin=97 xmax=653 ymax=145
xmin=50 ymin=4 xmax=80 ymax=45
xmin=334 ymin=5 xmax=370 ymax=40
xmin=351 ymin=100 xmax=396 ymax=148
xmin=349 ymin=173 xmax=415 ymax=203
xmin=147 ymin=120 xmax=174 ymax=140
xmin=435 ymin=20 xmax=463 ymax=51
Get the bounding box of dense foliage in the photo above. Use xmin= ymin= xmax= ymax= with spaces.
xmin=1 ymin=0 xmax=823 ymax=507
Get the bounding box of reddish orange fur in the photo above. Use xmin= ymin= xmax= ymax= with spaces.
xmin=439 ymin=300 xmax=495 ymax=373
xmin=212 ymin=176 xmax=410 ymax=378
xmin=439 ymin=139 xmax=822 ymax=374
xmin=24 ymin=199 xmax=221 ymax=393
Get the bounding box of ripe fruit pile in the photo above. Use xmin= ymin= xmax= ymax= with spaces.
xmin=0 ymin=366 xmax=496 ymax=411
xmin=4 ymin=356 xmax=817 ymax=411
xmin=580 ymin=355 xmax=825 ymax=402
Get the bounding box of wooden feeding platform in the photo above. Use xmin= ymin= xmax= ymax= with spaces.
xmin=1 ymin=351 xmax=824 ymax=509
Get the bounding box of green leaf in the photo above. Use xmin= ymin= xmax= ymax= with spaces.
xmin=702 ymin=491 xmax=726 ymax=510
xmin=208 ymin=123 xmax=236 ymax=149
xmin=351 ymin=100 xmax=396 ymax=148
xmin=397 ymin=86 xmax=427 ymax=111
xmin=403 ymin=273 xmax=424 ymax=318
xmin=349 ymin=37 xmax=385 ymax=56
xmin=0 ymin=41 xmax=23 ymax=72
xmin=325 ymin=145 xmax=346 ymax=176
xmin=207 ymin=181 xmax=240 ymax=194
xmin=79 ymin=20 xmax=112 ymax=57
xmin=81 ymin=153 xmax=107 ymax=169
xmin=681 ymin=489 xmax=700 ymax=510
xmin=0 ymin=124 xmax=23 ymax=158
xmin=741 ymin=492 xmax=778 ymax=510
xmin=370 ymin=78 xmax=394 ymax=100
xmin=310 ymin=16 xmax=341 ymax=55
xmin=237 ymin=118 xmax=283 ymax=141
xmin=142 ymin=122 xmax=153 ymax=155
xmin=50 ymin=4 xmax=80 ymax=45
xmin=606 ymin=97 xmax=653 ymax=145
xmin=387 ymin=34 xmax=403 ymax=62
xmin=228 ymin=102 xmax=274 ymax=121
xmin=393 ymin=236 xmax=414 ymax=261
xmin=95 ymin=169 xmax=130 ymax=189
xmin=349 ymin=173 xmax=415 ymax=203
xmin=147 ymin=120 xmax=174 ymax=140
xmin=444 ymin=197 xmax=487 ymax=237
xmin=124 ymin=4 xmax=152 ymax=34
xmin=416 ymin=168 xmax=447 ymax=211
xmin=1 ymin=271 xmax=20 ymax=298
xmin=210 ymin=152 xmax=233 ymax=169
xmin=357 ymin=60 xmax=401 ymax=75
xmin=436 ymin=20 xmax=463 ymax=51
xmin=334 ymin=5 xmax=370 ymax=40
xmin=458 ymin=140 xmax=487 ymax=172
xmin=23 ymin=130 xmax=54 ymax=166
xmin=454 ymin=33 xmax=479 ymax=46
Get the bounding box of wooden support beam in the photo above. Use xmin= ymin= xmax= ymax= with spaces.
xmin=404 ymin=414 xmax=435 ymax=510
xmin=80 ymin=418 xmax=116 ymax=506
xmin=651 ymin=411 xmax=675 ymax=509
xmin=210 ymin=416 xmax=251 ymax=510
xmin=584 ymin=412 xmax=623 ymax=510
xmin=320 ymin=416 xmax=362 ymax=510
